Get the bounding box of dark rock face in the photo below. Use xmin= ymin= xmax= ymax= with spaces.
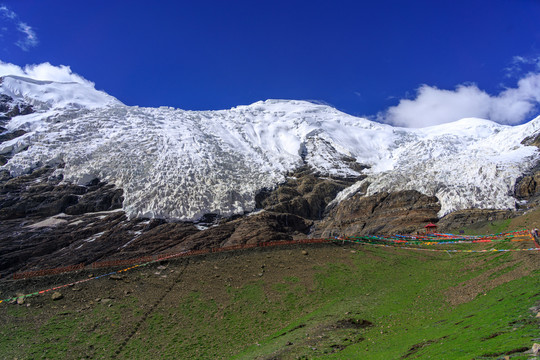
xmin=165 ymin=212 xmax=312 ymax=254
xmin=5 ymin=103 xmax=34 ymax=118
xmin=521 ymin=133 xmax=540 ymax=148
xmin=0 ymin=94 xmax=14 ymax=114
xmin=0 ymin=166 xmax=124 ymax=220
xmin=1 ymin=211 xmax=130 ymax=277
xmin=256 ymin=166 xmax=361 ymax=220
xmin=0 ymin=114 xmax=28 ymax=166
xmin=101 ymin=221 xmax=200 ymax=260
xmin=0 ymin=129 xmax=26 ymax=144
xmin=516 ymin=132 xmax=540 ymax=207
xmin=312 ymin=190 xmax=441 ymax=237
xmin=0 ymin=166 xmax=137 ymax=277
xmin=436 ymin=209 xmax=515 ymax=232
xmin=515 ymin=172 xmax=540 ymax=201
xmin=514 ymin=159 xmax=540 ymax=208
xmin=0 ymin=93 xmax=34 ymax=120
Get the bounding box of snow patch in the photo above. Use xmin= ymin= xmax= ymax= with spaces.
xmin=83 ymin=231 xmax=105 ymax=243
xmin=26 ymin=216 xmax=68 ymax=228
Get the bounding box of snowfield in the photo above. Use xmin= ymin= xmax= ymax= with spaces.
xmin=1 ymin=75 xmax=539 ymax=220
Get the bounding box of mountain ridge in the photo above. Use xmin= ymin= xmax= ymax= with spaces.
xmin=1 ymin=74 xmax=540 ymax=277
xmin=1 ymin=76 xmax=539 ymax=221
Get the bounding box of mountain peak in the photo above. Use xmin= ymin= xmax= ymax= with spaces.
xmin=0 ymin=75 xmax=122 ymax=111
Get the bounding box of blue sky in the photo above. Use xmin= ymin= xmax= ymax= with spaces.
xmin=1 ymin=0 xmax=540 ymax=127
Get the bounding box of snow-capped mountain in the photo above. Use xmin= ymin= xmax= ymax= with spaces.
xmin=0 ymin=75 xmax=120 ymax=111
xmin=1 ymin=75 xmax=539 ymax=220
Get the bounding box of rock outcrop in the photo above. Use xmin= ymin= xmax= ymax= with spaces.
xmin=515 ymin=170 xmax=540 ymax=208
xmin=515 ymin=174 xmax=539 ymax=199
xmin=521 ymin=133 xmax=540 ymax=148
xmin=0 ymin=129 xmax=26 ymax=144
xmin=514 ymin=156 xmax=540 ymax=208
xmin=0 ymin=166 xmax=123 ymax=220
xmin=436 ymin=209 xmax=515 ymax=232
xmin=162 ymin=211 xmax=312 ymax=255
xmin=312 ymin=190 xmax=441 ymax=237
xmin=0 ymin=93 xmax=34 ymax=120
xmin=255 ymin=166 xmax=361 ymax=220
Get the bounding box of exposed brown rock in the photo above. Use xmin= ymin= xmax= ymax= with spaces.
xmin=4 ymin=104 xmax=34 ymax=119
xmin=0 ymin=129 xmax=26 ymax=144
xmin=514 ymin=172 xmax=540 ymax=200
xmin=521 ymin=132 xmax=540 ymax=148
xmin=165 ymin=212 xmax=312 ymax=253
xmin=223 ymin=212 xmax=312 ymax=247
xmin=514 ymin=159 xmax=540 ymax=208
xmin=0 ymin=166 xmax=124 ymax=220
xmin=256 ymin=166 xmax=360 ymax=220
xmin=436 ymin=209 xmax=515 ymax=232
xmin=312 ymin=190 xmax=441 ymax=237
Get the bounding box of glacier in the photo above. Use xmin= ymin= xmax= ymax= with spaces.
xmin=1 ymin=75 xmax=539 ymax=220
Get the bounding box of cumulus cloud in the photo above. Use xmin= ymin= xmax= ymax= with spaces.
xmin=0 ymin=5 xmax=38 ymax=51
xmin=0 ymin=61 xmax=95 ymax=86
xmin=378 ymin=72 xmax=540 ymax=127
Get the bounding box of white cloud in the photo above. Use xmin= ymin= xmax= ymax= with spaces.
xmin=15 ymin=22 xmax=38 ymax=51
xmin=0 ymin=5 xmax=17 ymax=19
xmin=378 ymin=72 xmax=540 ymax=127
xmin=0 ymin=5 xmax=38 ymax=51
xmin=0 ymin=61 xmax=95 ymax=86
xmin=505 ymin=55 xmax=540 ymax=78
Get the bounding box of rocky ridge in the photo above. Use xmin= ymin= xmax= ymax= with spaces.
xmin=1 ymin=158 xmax=537 ymax=279
xmin=0 ymin=165 xmax=320 ymax=277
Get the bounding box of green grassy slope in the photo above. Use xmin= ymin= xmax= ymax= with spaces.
xmin=1 ymin=240 xmax=539 ymax=359
xmin=234 ymin=247 xmax=539 ymax=360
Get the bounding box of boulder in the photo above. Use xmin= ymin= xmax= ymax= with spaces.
xmin=532 ymin=343 xmax=540 ymax=356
